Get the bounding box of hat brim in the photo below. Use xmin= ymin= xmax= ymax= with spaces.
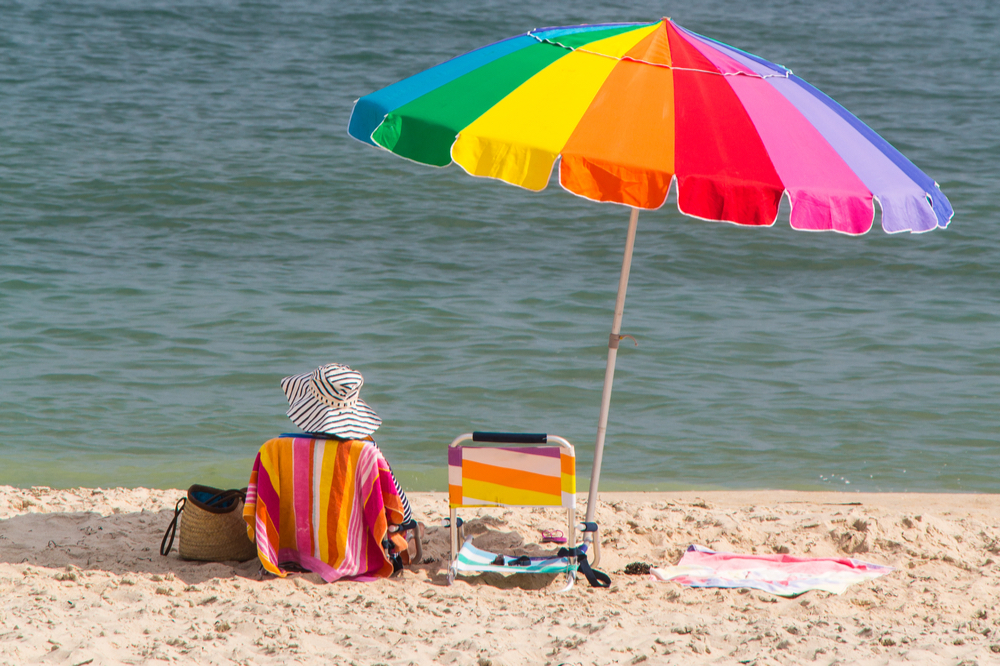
xmin=281 ymin=371 xmax=314 ymax=406
xmin=282 ymin=372 xmax=381 ymax=439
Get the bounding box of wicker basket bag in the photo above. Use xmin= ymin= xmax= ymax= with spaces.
xmin=160 ymin=485 xmax=258 ymax=562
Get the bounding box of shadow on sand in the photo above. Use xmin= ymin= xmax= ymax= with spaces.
xmin=0 ymin=508 xmax=258 ymax=584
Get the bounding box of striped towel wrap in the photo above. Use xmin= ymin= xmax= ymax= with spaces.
xmin=244 ymin=436 xmax=407 ymax=582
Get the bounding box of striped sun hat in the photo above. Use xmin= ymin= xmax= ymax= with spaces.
xmin=280 ymin=363 xmax=382 ymax=439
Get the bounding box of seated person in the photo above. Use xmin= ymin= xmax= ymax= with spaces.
xmin=244 ymin=362 xmax=413 ymax=581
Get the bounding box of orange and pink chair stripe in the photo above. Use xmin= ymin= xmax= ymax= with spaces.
xmin=448 ymin=444 xmax=575 ymax=509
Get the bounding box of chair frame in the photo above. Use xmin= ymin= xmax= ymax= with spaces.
xmin=387 ymin=519 xmax=423 ymax=567
xmin=447 ymin=432 xmax=600 ymax=588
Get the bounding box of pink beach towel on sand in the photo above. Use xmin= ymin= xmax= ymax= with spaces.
xmin=650 ymin=544 xmax=893 ymax=597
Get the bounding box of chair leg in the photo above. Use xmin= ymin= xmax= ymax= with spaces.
xmin=589 ymin=526 xmax=601 ymax=568
xmin=450 ymin=508 xmax=458 ymax=564
xmin=411 ymin=522 xmax=423 ymax=565
xmin=556 ymin=570 xmax=576 ymax=593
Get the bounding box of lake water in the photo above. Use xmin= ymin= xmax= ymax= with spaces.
xmin=2 ymin=0 xmax=998 ymax=493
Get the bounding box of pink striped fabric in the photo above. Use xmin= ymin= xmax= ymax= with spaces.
xmin=244 ymin=436 xmax=406 ymax=582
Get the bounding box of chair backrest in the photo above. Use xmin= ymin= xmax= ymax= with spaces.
xmin=449 ymin=444 xmax=575 ymax=509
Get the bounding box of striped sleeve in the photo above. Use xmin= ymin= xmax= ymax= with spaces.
xmin=370 ymin=439 xmax=412 ymax=524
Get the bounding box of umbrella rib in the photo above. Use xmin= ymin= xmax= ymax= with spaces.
xmin=526 ymin=29 xmax=792 ymax=80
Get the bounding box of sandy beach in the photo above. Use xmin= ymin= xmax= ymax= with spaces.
xmin=2 ymin=486 xmax=999 ymax=665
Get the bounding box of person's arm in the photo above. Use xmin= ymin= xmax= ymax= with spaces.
xmin=369 ymin=439 xmax=413 ymax=524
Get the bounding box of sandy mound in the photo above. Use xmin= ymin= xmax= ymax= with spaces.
xmin=2 ymin=486 xmax=999 ymax=665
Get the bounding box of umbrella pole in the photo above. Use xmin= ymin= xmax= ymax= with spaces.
xmin=585 ymin=207 xmax=640 ymax=526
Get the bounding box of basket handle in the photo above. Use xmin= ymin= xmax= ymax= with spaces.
xmin=160 ymin=496 xmax=186 ymax=556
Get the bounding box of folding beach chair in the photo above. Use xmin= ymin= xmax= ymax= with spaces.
xmin=445 ymin=432 xmax=603 ymax=590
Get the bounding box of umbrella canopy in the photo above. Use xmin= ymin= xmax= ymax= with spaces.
xmin=349 ymin=18 xmax=952 ymax=234
xmin=347 ymin=18 xmax=953 ymax=528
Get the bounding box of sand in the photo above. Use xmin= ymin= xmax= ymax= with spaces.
xmin=2 ymin=486 xmax=1000 ymax=665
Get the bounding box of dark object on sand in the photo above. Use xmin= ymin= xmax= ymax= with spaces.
xmin=624 ymin=561 xmax=652 ymax=575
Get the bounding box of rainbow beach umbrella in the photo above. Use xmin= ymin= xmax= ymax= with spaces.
xmin=347 ymin=18 xmax=953 ymax=525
